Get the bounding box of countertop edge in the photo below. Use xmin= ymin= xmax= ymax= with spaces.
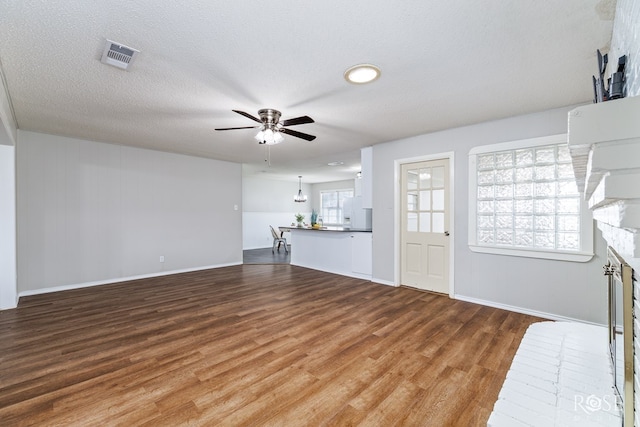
xmin=284 ymin=226 xmax=372 ymax=233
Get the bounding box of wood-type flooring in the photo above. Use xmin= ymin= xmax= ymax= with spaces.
xmin=0 ymin=264 xmax=542 ymax=426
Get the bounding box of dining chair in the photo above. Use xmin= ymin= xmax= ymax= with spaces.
xmin=270 ymin=225 xmax=288 ymax=253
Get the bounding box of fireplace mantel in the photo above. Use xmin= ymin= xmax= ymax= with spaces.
xmin=568 ymin=96 xmax=640 ymax=266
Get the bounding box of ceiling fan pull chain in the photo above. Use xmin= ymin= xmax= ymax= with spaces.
xmin=264 ymin=144 xmax=272 ymax=167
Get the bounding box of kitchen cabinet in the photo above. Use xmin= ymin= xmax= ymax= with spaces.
xmin=289 ymin=228 xmax=372 ymax=280
xmin=360 ymin=146 xmax=373 ymax=208
xmin=351 ymin=233 xmax=372 ymax=276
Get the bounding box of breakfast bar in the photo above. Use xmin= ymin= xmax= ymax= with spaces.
xmin=287 ymin=226 xmax=372 ymax=280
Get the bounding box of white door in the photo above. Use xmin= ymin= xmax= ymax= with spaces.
xmin=400 ymin=159 xmax=450 ymax=293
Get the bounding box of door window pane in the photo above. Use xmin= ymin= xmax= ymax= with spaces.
xmin=407 ymin=212 xmax=418 ymax=232
xmin=407 ymin=170 xmax=418 ymax=190
xmin=431 ymin=166 xmax=445 ymax=188
xmin=432 ymin=213 xmax=444 ymax=233
xmin=419 ymin=213 xmax=431 ymax=232
xmin=432 ymin=189 xmax=445 ymax=211
xmin=419 ymin=190 xmax=431 ymax=211
xmin=419 ymin=168 xmax=431 ymax=189
xmin=407 ymin=192 xmax=418 ymax=211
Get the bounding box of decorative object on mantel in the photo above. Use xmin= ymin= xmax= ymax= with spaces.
xmin=294 ymin=213 xmax=305 ymax=228
xmin=592 ymin=49 xmax=627 ymax=103
xmin=609 ymin=55 xmax=626 ymax=100
xmin=294 ymin=176 xmax=307 ymax=203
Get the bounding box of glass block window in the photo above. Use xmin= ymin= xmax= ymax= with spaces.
xmin=469 ymin=134 xmax=593 ymax=262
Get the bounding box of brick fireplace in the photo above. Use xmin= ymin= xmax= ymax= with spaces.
xmin=568 ymin=94 xmax=640 ymax=426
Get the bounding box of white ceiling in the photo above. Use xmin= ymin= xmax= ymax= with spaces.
xmin=0 ymin=0 xmax=616 ymax=183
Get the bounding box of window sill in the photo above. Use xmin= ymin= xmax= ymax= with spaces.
xmin=468 ymin=245 xmax=594 ymax=263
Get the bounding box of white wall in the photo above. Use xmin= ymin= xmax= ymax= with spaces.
xmin=17 ymin=130 xmax=242 ymax=294
xmin=372 ymin=106 xmax=608 ymax=324
xmin=242 ymin=176 xmax=313 ymax=249
xmin=0 ymin=143 xmax=17 ymax=309
xmin=242 ymin=177 xmax=355 ymax=249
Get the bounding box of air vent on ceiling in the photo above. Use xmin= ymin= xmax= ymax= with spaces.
xmin=100 ymin=39 xmax=139 ymax=70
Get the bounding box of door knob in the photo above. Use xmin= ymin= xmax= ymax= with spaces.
xmin=444 ymin=231 xmax=450 ymax=236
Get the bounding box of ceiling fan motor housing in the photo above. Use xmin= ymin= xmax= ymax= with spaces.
xmin=258 ymin=109 xmax=282 ymax=129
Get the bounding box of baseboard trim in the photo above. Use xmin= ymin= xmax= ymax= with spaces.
xmin=18 ymin=262 xmax=242 ymax=299
xmin=371 ymin=278 xmax=396 ymax=287
xmin=454 ymin=294 xmax=606 ymax=327
xmin=291 ymin=263 xmax=372 ymax=281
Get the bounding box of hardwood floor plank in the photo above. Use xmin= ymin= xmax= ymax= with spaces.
xmin=0 ymin=264 xmax=543 ymax=426
xmin=322 ymin=403 xmax=367 ymax=427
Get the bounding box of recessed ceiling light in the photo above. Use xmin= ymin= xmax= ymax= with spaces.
xmin=327 ymin=161 xmax=344 ymax=166
xmin=344 ymin=64 xmax=381 ymax=84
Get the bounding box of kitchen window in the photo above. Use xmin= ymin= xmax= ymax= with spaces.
xmin=320 ymin=189 xmax=353 ymax=225
xmin=468 ymin=134 xmax=593 ymax=262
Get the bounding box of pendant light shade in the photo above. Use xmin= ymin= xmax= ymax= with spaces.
xmin=294 ymin=176 xmax=307 ymax=203
xmin=254 ymin=126 xmax=284 ymax=145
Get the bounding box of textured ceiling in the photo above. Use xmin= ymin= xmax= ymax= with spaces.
xmin=0 ymin=0 xmax=616 ymax=182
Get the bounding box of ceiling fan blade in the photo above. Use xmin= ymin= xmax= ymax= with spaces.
xmin=215 ymin=126 xmax=260 ymax=131
xmin=280 ymin=115 xmax=314 ymax=126
xmin=281 ymin=128 xmax=316 ymax=141
xmin=232 ymin=110 xmax=262 ymax=124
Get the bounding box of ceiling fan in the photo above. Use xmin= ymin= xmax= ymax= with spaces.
xmin=215 ymin=109 xmax=316 ymax=144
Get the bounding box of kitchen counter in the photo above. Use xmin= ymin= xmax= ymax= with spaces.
xmin=288 ymin=227 xmax=372 ymax=280
xmin=280 ymin=225 xmax=372 ymax=233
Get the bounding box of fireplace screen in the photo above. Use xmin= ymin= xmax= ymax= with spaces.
xmin=605 ymin=246 xmax=634 ymax=425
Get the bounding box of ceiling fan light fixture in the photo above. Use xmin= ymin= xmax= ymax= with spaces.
xmin=255 ymin=128 xmax=284 ymax=145
xmin=217 ymin=109 xmax=316 ymax=143
xmin=344 ymin=64 xmax=381 ymax=84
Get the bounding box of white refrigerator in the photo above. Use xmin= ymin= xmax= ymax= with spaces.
xmin=342 ymin=196 xmax=372 ymax=230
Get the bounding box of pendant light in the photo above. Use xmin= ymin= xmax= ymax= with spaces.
xmin=294 ymin=176 xmax=307 ymax=203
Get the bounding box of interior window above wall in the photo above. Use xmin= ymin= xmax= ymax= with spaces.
xmin=468 ymin=134 xmax=594 ymax=262
xmin=320 ymin=189 xmax=353 ymax=225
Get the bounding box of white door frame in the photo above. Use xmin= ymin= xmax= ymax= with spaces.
xmin=0 ymin=144 xmax=17 ymax=310
xmin=394 ymin=151 xmax=455 ymax=298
